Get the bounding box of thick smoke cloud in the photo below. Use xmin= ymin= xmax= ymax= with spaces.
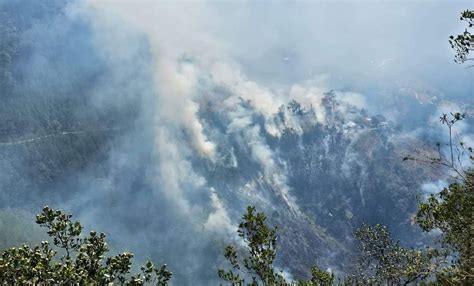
xmin=1 ymin=0 xmax=473 ymax=284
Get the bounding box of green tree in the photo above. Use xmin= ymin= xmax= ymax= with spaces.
xmin=450 ymin=10 xmax=474 ymax=66
xmin=0 ymin=206 xmax=172 ymax=285
xmin=218 ymin=206 xmax=333 ymax=286
xmin=402 ymin=109 xmax=473 ymax=284
xmin=346 ymin=224 xmax=436 ymax=285
xmin=416 ymin=171 xmax=474 ymax=285
xmin=218 ymin=206 xmax=287 ymax=285
xmin=393 ymin=8 xmax=474 ymax=282
xmin=298 ymin=267 xmax=334 ymax=286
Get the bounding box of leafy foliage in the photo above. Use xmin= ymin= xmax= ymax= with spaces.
xmin=450 ymin=10 xmax=474 ymax=66
xmin=346 ymin=224 xmax=437 ymax=285
xmin=303 ymin=267 xmax=335 ymax=286
xmin=403 ymin=109 xmax=473 ymax=284
xmin=220 ymin=202 xmax=472 ymax=285
xmin=400 ymin=109 xmax=474 ymax=286
xmin=219 ymin=206 xmax=333 ymax=285
xmin=0 ymin=207 xmax=172 ymax=285
xmin=416 ymin=171 xmax=474 ymax=284
xmin=218 ymin=206 xmax=287 ymax=285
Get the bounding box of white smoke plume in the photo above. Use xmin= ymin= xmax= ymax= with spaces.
xmin=50 ymin=1 xmax=471 ymax=283
xmin=223 ymin=95 xmax=300 ymax=212
xmin=85 ymin=1 xmax=218 ymax=159
xmin=204 ymin=188 xmax=234 ymax=235
xmin=82 ymin=0 xmax=334 ymax=220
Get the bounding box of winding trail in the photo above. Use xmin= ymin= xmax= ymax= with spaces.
xmin=0 ymin=128 xmax=122 ymax=146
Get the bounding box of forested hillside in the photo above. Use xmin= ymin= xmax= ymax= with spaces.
xmin=0 ymin=1 xmax=473 ymax=285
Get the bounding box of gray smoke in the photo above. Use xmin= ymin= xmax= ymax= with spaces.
xmin=1 ymin=0 xmax=473 ymax=285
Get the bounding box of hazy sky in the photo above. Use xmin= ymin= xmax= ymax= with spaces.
xmin=88 ymin=0 xmax=474 ymax=104
xmin=210 ymin=1 xmax=473 ymax=98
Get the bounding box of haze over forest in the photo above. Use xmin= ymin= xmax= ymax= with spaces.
xmin=0 ymin=0 xmax=473 ymax=285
